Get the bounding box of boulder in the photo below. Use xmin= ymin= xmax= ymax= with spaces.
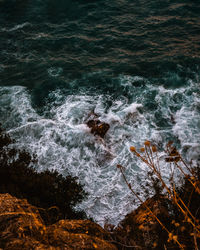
xmin=87 ymin=119 xmax=110 ymax=138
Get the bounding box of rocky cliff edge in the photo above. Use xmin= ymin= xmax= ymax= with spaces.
xmin=0 ymin=193 xmax=117 ymax=250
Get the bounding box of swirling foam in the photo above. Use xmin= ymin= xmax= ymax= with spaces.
xmin=0 ymin=75 xmax=199 ymax=226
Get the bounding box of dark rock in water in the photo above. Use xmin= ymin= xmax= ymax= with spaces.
xmin=87 ymin=119 xmax=110 ymax=138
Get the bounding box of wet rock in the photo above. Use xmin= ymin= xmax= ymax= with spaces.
xmin=87 ymin=119 xmax=110 ymax=138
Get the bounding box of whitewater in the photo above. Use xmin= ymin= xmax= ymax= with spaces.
xmin=0 ymin=73 xmax=199 ymax=226
xmin=1 ymin=0 xmax=200 ymax=226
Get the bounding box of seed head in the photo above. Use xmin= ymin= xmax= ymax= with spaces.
xmin=152 ymin=145 xmax=157 ymax=152
xmin=144 ymin=140 xmax=151 ymax=146
xmin=130 ymin=146 xmax=136 ymax=152
xmin=140 ymin=147 xmax=145 ymax=152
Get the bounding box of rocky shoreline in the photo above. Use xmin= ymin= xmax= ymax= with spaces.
xmin=0 ymin=193 xmax=171 ymax=249
xmin=1 ymin=126 xmax=199 ymax=249
xmin=0 ymin=193 xmax=116 ymax=249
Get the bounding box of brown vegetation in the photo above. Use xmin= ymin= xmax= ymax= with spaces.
xmin=1 ymin=124 xmax=199 ymax=249
xmin=114 ymin=141 xmax=200 ymax=249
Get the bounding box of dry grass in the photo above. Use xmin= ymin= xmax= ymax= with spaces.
xmin=117 ymin=141 xmax=200 ymax=249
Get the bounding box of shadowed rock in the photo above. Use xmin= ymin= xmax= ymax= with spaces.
xmin=113 ymin=195 xmax=170 ymax=249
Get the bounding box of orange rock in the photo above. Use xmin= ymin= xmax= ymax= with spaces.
xmin=0 ymin=194 xmax=117 ymax=249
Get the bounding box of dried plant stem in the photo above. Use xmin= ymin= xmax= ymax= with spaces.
xmin=117 ymin=165 xmax=184 ymax=249
xmin=193 ymin=229 xmax=199 ymax=250
xmin=128 ymin=142 xmax=200 ymax=248
xmin=174 ymin=161 xmax=200 ymax=194
xmin=137 ymin=151 xmax=200 ymax=233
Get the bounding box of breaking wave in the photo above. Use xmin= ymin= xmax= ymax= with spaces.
xmin=0 ymin=74 xmax=199 ymax=226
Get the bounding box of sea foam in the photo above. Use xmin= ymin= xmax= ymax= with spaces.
xmin=0 ymin=75 xmax=199 ymax=226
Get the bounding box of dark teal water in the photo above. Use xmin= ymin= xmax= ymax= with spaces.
xmin=0 ymin=0 xmax=200 ymax=225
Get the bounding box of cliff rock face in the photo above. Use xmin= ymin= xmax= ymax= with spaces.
xmin=0 ymin=194 xmax=116 ymax=249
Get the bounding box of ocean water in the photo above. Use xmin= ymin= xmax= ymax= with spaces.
xmin=0 ymin=0 xmax=200 ymax=226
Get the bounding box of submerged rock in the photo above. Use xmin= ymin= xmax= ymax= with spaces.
xmin=0 ymin=193 xmax=117 ymax=249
